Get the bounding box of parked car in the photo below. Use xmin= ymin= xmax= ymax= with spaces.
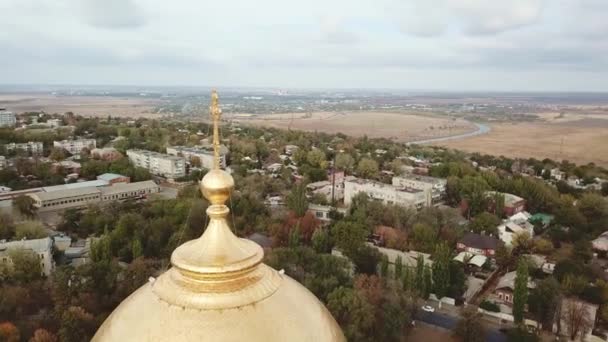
xmin=421 ymin=305 xmax=435 ymax=313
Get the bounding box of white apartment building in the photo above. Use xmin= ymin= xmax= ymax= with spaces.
xmin=0 ymin=109 xmax=16 ymax=127
xmin=0 ymin=237 xmax=54 ymax=276
xmin=392 ymin=174 xmax=447 ymax=205
xmin=53 ymin=139 xmax=97 ymax=154
xmin=344 ymin=176 xmax=428 ymax=208
xmin=4 ymin=141 xmax=44 ymax=155
xmin=29 ymin=180 xmax=160 ymax=212
xmin=166 ymin=145 xmax=226 ymax=170
xmin=127 ymin=149 xmax=186 ymax=179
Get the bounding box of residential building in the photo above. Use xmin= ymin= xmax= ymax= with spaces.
xmin=4 ymin=141 xmax=44 ymax=155
xmin=558 ymin=298 xmax=598 ymax=340
xmin=457 ymin=232 xmax=501 ymax=257
xmin=127 ymin=149 xmax=186 ymax=179
xmin=0 ymin=237 xmax=54 ymax=276
xmin=47 ymin=118 xmax=62 ymax=128
xmin=392 ymin=174 xmax=447 ymax=205
xmin=487 ymin=191 xmax=526 ymax=216
xmin=53 ymin=139 xmax=97 ymax=154
xmin=284 ymin=145 xmax=299 ymax=155
xmin=0 ymin=109 xmax=16 ymax=127
xmin=497 ymin=212 xmax=535 ymax=246
xmin=52 ymin=160 xmax=82 ymax=174
xmin=493 ymin=271 xmax=535 ymax=305
xmin=550 ymin=168 xmax=566 ymax=181
xmin=308 ymin=204 xmax=347 ymax=223
xmin=592 ymin=231 xmax=608 ymax=253
xmin=166 ymin=145 xmax=226 ymax=170
xmin=28 ymin=180 xmax=160 ymax=212
xmin=307 ymin=172 xmax=345 ymax=202
xmin=91 ymin=147 xmax=123 ymax=161
xmin=344 ymin=176 xmax=428 ymax=208
xmin=0 ymin=156 xmax=6 ymax=170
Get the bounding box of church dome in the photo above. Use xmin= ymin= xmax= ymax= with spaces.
xmin=92 ymin=91 xmax=345 ymax=342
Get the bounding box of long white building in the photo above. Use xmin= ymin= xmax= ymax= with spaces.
xmin=0 ymin=109 xmax=16 ymax=127
xmin=127 ymin=149 xmax=186 ymax=179
xmin=28 ymin=180 xmax=160 ymax=212
xmin=166 ymin=145 xmax=226 ymax=170
xmin=392 ymin=174 xmax=447 ymax=205
xmin=344 ymin=176 xmax=429 ymax=208
xmin=53 ymin=139 xmax=97 ymax=154
xmin=4 ymin=141 xmax=44 ymax=155
xmin=0 ymin=237 xmax=54 ymax=276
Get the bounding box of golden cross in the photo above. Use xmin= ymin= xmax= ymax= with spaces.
xmin=209 ymin=89 xmax=222 ymax=170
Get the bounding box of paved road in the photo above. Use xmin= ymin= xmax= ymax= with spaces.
xmin=408 ymin=122 xmax=491 ymax=145
xmin=416 ymin=311 xmax=507 ymax=342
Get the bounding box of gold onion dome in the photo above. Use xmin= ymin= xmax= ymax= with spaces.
xmin=92 ymin=90 xmax=345 ymax=341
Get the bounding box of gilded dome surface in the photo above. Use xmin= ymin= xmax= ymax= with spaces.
xmin=92 ymin=90 xmax=345 ymax=342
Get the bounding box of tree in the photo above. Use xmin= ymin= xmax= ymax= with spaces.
xmin=494 ymin=192 xmax=505 ymax=218
xmin=311 ymin=229 xmax=331 ymax=253
xmin=14 ymin=195 xmax=37 ymax=218
xmin=14 ymin=220 xmax=48 ymax=239
xmin=7 ymin=249 xmax=42 ymax=283
xmin=432 ymin=243 xmax=451 ymax=300
xmin=286 ymin=182 xmax=308 ymax=217
xmin=562 ymin=299 xmax=593 ymax=341
xmin=0 ymin=322 xmax=20 ymax=342
xmin=578 ymin=193 xmax=608 ymax=234
xmin=394 ymin=255 xmax=403 ymax=280
xmin=423 ymin=265 xmax=432 ymax=300
xmin=380 ymin=255 xmax=389 ymax=278
xmin=331 ymin=221 xmax=367 ymax=255
xmin=513 ymin=259 xmax=530 ymax=323
xmin=335 ymin=153 xmax=354 ymax=173
xmin=49 ymin=147 xmax=67 ymax=161
xmin=415 ymin=255 xmax=425 ymax=295
xmin=409 ymin=222 xmax=437 ymax=253
xmin=402 ymin=267 xmax=414 ymax=291
xmin=59 ymin=306 xmax=95 ymax=342
xmin=495 ymin=245 xmax=513 ymax=268
xmin=453 ymin=307 xmax=487 ymax=342
xmin=533 ymin=238 xmax=554 ymax=255
xmin=528 ymin=277 xmax=561 ymax=331
xmin=356 ymin=158 xmax=379 ymax=179
xmin=306 ymin=149 xmax=327 ymax=169
xmin=512 ymin=232 xmax=533 ymax=253
xmin=327 ymin=287 xmax=375 ymax=341
xmin=0 ymin=213 xmax=15 ymax=240
xmin=469 ymin=212 xmax=500 ymax=235
xmin=29 ymin=329 xmax=58 ymax=342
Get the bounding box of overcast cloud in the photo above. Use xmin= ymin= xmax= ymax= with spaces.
xmin=1 ymin=0 xmax=607 ymax=91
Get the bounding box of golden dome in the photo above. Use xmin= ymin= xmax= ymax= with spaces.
xmin=92 ymin=91 xmax=345 ymax=342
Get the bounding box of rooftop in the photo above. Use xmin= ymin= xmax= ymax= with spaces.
xmin=97 ymin=173 xmax=127 ymax=181
xmin=32 ymin=187 xmax=100 ymax=201
xmin=100 ymin=180 xmax=158 ymax=196
xmin=128 ymin=149 xmax=185 ymax=161
xmin=0 ymin=237 xmax=53 ymax=254
xmin=42 ymin=180 xmax=108 ymax=192
xmin=459 ymin=232 xmax=500 ymax=250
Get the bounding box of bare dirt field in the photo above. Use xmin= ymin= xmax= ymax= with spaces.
xmin=233 ymin=111 xmax=476 ymax=142
xmin=0 ymin=94 xmax=166 ymax=118
xmin=438 ymin=118 xmax=608 ymax=167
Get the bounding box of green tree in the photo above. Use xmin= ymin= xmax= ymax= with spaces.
xmin=311 ymin=229 xmax=331 ymax=253
xmin=0 ymin=213 xmax=16 ymax=240
xmin=356 ymin=158 xmax=379 ymax=179
xmin=335 ymin=153 xmax=355 ymax=173
xmin=49 ymin=147 xmax=67 ymax=161
xmin=469 ymin=212 xmax=500 ymax=236
xmin=410 ymin=223 xmax=437 ymax=253
xmin=14 ymin=220 xmax=48 ymax=239
xmin=380 ymin=255 xmax=389 ymax=278
xmin=59 ymin=306 xmax=95 ymax=342
xmin=494 ymin=192 xmax=505 ymax=218
xmin=402 ymin=267 xmax=414 ymax=291
xmin=432 ymin=243 xmax=451 ymax=300
xmin=132 ymin=239 xmax=144 ymax=259
xmin=423 ymin=265 xmax=432 ymax=300
xmin=306 ymin=149 xmax=327 ymax=169
xmin=453 ymin=307 xmax=487 ymax=342
xmin=286 ymin=182 xmax=309 ymax=217
xmin=327 ymin=287 xmax=375 ymax=341
xmin=14 ymin=195 xmax=37 ymax=218
xmin=415 ymin=255 xmax=425 ymax=295
xmin=7 ymin=249 xmax=43 ymax=283
xmin=331 ymin=221 xmax=367 ymax=255
xmin=394 ymin=255 xmax=403 ymax=280
xmin=513 ymin=259 xmax=530 ymax=323
xmin=528 ymin=277 xmax=561 ymax=331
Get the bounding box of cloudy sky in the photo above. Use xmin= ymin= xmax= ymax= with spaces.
xmin=1 ymin=0 xmax=607 ymax=91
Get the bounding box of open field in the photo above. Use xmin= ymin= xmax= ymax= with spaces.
xmin=438 ymin=117 xmax=608 ymax=167
xmin=0 ymin=94 xmax=166 ymax=118
xmin=233 ymin=111 xmax=476 ymax=142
